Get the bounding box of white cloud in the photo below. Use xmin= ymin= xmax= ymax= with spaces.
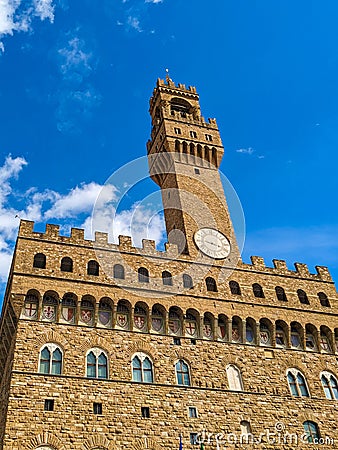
xmin=58 ymin=36 xmax=93 ymax=77
xmin=44 ymin=182 xmax=116 ymax=219
xmin=236 ymin=147 xmax=254 ymax=155
xmin=33 ymin=0 xmax=54 ymax=22
xmin=0 ymin=0 xmax=55 ymax=51
xmin=0 ymin=155 xmax=166 ymax=289
xmin=145 ymin=0 xmax=163 ymax=3
xmin=127 ymin=16 xmax=142 ymax=32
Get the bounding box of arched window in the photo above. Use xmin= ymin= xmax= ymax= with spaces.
xmin=246 ymin=318 xmax=255 ymax=344
xmin=185 ymin=310 xmax=199 ymax=337
xmin=232 ymin=316 xmax=242 ymax=343
xmin=116 ymin=300 xmax=130 ymax=329
xmin=80 ymin=297 xmax=95 ymax=326
xmin=132 ymin=353 xmax=153 ymax=382
xmin=321 ymin=372 xmax=338 ymax=400
xmin=275 ymin=321 xmax=287 ymax=347
xmin=60 ymin=257 xmax=73 ymax=272
xmin=203 ymin=314 xmax=213 ymax=339
xmin=259 ymin=319 xmax=272 ymax=346
xmin=318 ymin=292 xmax=330 ymax=307
xmin=175 ymin=360 xmax=190 ymax=386
xmin=87 ymin=260 xmax=99 ymax=276
xmin=86 ymin=348 xmax=108 ymax=379
xmin=113 ymin=264 xmax=125 ymax=280
xmin=226 ymin=364 xmax=243 ymax=391
xmin=275 ymin=286 xmax=287 ymax=301
xmin=303 ymin=421 xmax=320 ymax=443
xmin=253 ymin=283 xmax=264 ymax=298
xmin=39 ymin=344 xmax=62 ymax=375
xmin=183 ymin=274 xmax=193 ymax=289
xmin=61 ymin=294 xmax=76 ymax=324
xmin=33 ymin=253 xmax=46 ymax=269
xmin=24 ymin=292 xmax=39 ymax=319
xmin=240 ymin=420 xmax=252 ymax=437
xmin=298 ymin=289 xmax=309 ymax=305
xmin=134 ymin=303 xmax=148 ymax=331
xmin=319 ymin=327 xmax=332 ymax=352
xmin=170 ymin=97 xmax=191 ymax=118
xmin=98 ymin=298 xmax=112 ymax=327
xmin=162 ymin=270 xmax=173 ymax=286
xmin=217 ymin=315 xmax=227 ymax=340
xmin=138 ymin=267 xmax=149 ymax=283
xmin=151 ymin=305 xmax=165 ymax=333
xmin=206 ymin=277 xmax=217 ymax=292
xmin=229 ymin=281 xmax=241 ymax=295
xmin=305 ymin=325 xmax=318 ymax=351
xmin=169 ymin=307 xmax=182 ymax=335
xmin=41 ymin=293 xmax=58 ymax=322
xmin=291 ymin=322 xmax=303 ymax=349
xmin=287 ymin=369 xmax=309 ymax=397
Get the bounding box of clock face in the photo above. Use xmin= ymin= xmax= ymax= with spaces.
xmin=194 ymin=228 xmax=231 ymax=259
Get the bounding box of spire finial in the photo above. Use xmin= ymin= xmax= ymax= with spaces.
xmin=165 ymin=68 xmax=172 ymax=83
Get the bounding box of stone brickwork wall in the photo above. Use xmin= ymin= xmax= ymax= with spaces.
xmin=0 ymin=221 xmax=337 ymax=449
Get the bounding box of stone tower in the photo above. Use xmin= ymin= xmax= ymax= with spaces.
xmin=147 ymin=77 xmax=240 ymax=262
xmin=0 ymin=77 xmax=338 ymax=450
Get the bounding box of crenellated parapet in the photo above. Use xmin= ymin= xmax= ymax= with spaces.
xmin=239 ymin=256 xmax=332 ymax=283
xmin=18 ymin=220 xmax=180 ymax=259
xmin=18 ymin=220 xmax=333 ymax=282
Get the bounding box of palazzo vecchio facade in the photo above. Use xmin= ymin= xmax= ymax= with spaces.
xmin=0 ymin=77 xmax=338 ymax=450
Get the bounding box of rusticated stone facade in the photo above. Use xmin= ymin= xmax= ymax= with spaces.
xmin=0 ymin=78 xmax=338 ymax=450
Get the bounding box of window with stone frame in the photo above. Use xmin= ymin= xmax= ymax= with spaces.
xmin=176 ymin=360 xmax=190 ymax=386
xmin=321 ymin=372 xmax=338 ymax=400
xmin=134 ymin=304 xmax=148 ymax=331
xmin=80 ymin=297 xmax=95 ymax=326
xmin=185 ymin=312 xmax=198 ymax=338
xmin=132 ymin=353 xmax=153 ymax=383
xmin=303 ymin=421 xmax=320 ymax=443
xmin=275 ymin=286 xmax=287 ymax=301
xmin=60 ymin=256 xmax=73 ymax=272
xmin=23 ymin=293 xmax=39 ymax=319
xmin=229 ymin=280 xmax=241 ymax=295
xmin=183 ymin=274 xmax=193 ymax=289
xmin=290 ymin=323 xmax=302 ymax=349
xmin=287 ymin=369 xmax=309 ymax=397
xmin=113 ymin=264 xmax=125 ymax=280
xmin=162 ymin=270 xmax=173 ymax=286
xmin=151 ymin=306 xmax=164 ymax=333
xmin=98 ymin=298 xmax=113 ymax=327
xmin=61 ymin=294 xmax=76 ymax=324
xmin=33 ymin=252 xmax=46 ymax=269
xmin=87 ymin=260 xmax=99 ymax=276
xmin=138 ymin=267 xmax=149 ymax=283
xmin=297 ymin=289 xmax=309 ymax=305
xmin=319 ymin=328 xmax=332 ymax=353
xmin=41 ymin=293 xmax=58 ymax=322
xmin=86 ymin=348 xmax=108 ymax=379
xmin=226 ymin=364 xmax=243 ymax=391
xmin=252 ymin=283 xmax=264 ymax=298
xmin=39 ymin=344 xmax=62 ymax=375
xmin=206 ymin=276 xmax=217 ymax=292
xmin=318 ymin=292 xmax=330 ymax=307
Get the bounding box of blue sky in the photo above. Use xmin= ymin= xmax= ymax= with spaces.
xmin=1 ymin=0 xmax=338 ymax=303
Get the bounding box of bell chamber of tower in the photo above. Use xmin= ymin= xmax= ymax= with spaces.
xmin=147 ymin=77 xmax=240 ymax=263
